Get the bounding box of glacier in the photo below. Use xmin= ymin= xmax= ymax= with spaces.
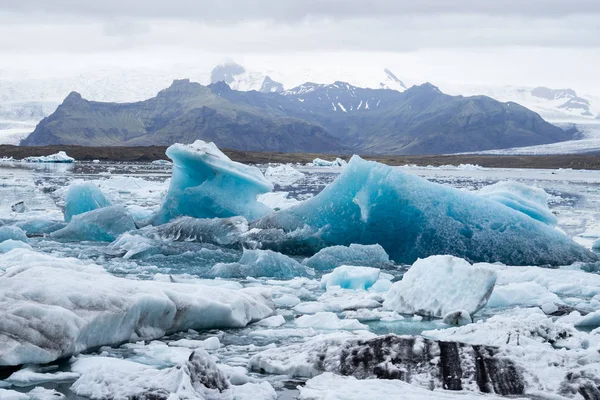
xmin=50 ymin=206 xmax=136 ymax=242
xmin=0 ymin=249 xmax=274 ymax=366
xmin=63 ymin=182 xmax=112 ymax=222
xmin=153 ymin=140 xmax=273 ymax=224
xmin=254 ymin=156 xmax=596 ymax=265
xmin=302 ymin=243 xmax=391 ymax=271
xmin=207 ymin=248 xmax=314 ymax=279
xmin=383 ymin=255 xmax=497 ymax=318
xmin=479 ymin=180 xmax=557 ymax=226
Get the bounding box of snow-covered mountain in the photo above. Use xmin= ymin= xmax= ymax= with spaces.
xmin=1 ymin=61 xmax=598 ymax=147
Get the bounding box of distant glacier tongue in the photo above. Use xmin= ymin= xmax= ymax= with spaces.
xmin=254 ymin=155 xmax=596 ymax=266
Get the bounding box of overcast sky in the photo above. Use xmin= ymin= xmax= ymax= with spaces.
xmin=1 ymin=0 xmax=599 ymax=93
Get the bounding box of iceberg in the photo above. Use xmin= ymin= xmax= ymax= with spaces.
xmin=153 ymin=140 xmax=273 ymax=224
xmin=70 ymin=349 xmax=230 ymax=400
xmin=50 ymin=206 xmax=136 ymax=242
xmin=295 ymin=312 xmax=368 ymax=330
xmin=0 ymin=249 xmax=274 ymax=366
xmin=254 ymin=156 xmax=596 ymax=265
xmin=479 ymin=180 xmax=557 ymax=226
xmin=0 ymin=239 xmax=32 ymax=253
xmin=264 ymin=164 xmax=305 ymax=186
xmin=384 ymin=255 xmax=497 ymax=318
xmin=63 ymin=182 xmax=112 ymax=222
xmin=321 ymin=265 xmax=380 ymax=290
xmin=0 ymin=226 xmax=28 ymax=243
xmin=207 ymin=248 xmax=314 ymax=279
xmin=146 ymin=216 xmax=248 ymax=247
xmin=22 ymin=151 xmax=74 ymax=163
xmin=151 ymin=159 xmax=173 ymax=165
xmin=312 ymin=157 xmax=347 ymax=167
xmin=302 ymin=244 xmax=391 ymax=271
xmin=15 ymin=219 xmax=66 ymax=236
xmin=257 ymin=191 xmax=299 ymax=210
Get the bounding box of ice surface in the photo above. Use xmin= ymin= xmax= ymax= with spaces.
xmin=71 ymin=349 xmax=231 ymax=400
xmin=299 ymin=372 xmax=510 ymax=400
xmin=22 ymin=151 xmax=74 ymax=163
xmin=5 ymin=367 xmax=79 ymax=387
xmin=0 ymin=226 xmax=28 ymax=242
xmin=147 ymin=216 xmax=248 ymax=247
xmin=208 ymin=249 xmax=314 ymax=279
xmin=233 ymin=382 xmax=277 ymax=400
xmin=252 ymin=315 xmax=286 ymax=327
xmin=0 ymin=249 xmax=274 ymax=366
xmin=255 ymin=156 xmax=595 ymax=265
xmin=321 ymin=265 xmax=380 ymax=290
xmin=257 ymin=192 xmax=299 ymax=210
xmin=50 ymin=205 xmax=136 ymax=241
xmin=295 ymin=312 xmax=368 ymax=330
xmin=312 ymin=158 xmax=347 ymax=167
xmin=153 ymin=140 xmax=273 ymax=224
xmin=264 ymin=164 xmax=305 ymax=186
xmin=384 ymin=255 xmax=497 ymax=317
xmin=63 ymin=182 xmax=112 ymax=222
xmin=479 ymin=180 xmax=557 ymax=226
xmin=487 ymin=281 xmax=563 ymax=308
xmin=302 ymin=244 xmax=391 ymax=271
xmin=14 ymin=219 xmax=66 ymax=235
xmin=169 ymin=337 xmax=221 ymax=350
xmin=0 ymin=239 xmax=32 ymax=252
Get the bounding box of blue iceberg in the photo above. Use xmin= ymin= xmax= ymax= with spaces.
xmin=146 ymin=216 xmax=248 ymax=248
xmin=254 ymin=156 xmax=596 ymax=266
xmin=51 ymin=206 xmax=136 ymax=242
xmin=207 ymin=249 xmax=314 ymax=279
xmin=64 ymin=182 xmax=112 ymax=222
xmin=153 ymin=141 xmax=273 ymax=224
xmin=321 ymin=265 xmax=380 ymax=290
xmin=302 ymin=244 xmax=391 ymax=271
xmin=15 ymin=219 xmax=66 ymax=235
xmin=0 ymin=226 xmax=28 ymax=243
xmin=479 ymin=181 xmax=557 ymax=226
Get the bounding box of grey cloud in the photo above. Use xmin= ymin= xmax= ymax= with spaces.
xmin=3 ymin=0 xmax=600 ymax=22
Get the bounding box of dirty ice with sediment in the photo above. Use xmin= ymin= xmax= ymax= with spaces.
xmin=1 ymin=140 xmax=600 ymax=399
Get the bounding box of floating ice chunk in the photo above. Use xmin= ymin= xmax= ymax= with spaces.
xmin=273 ymin=294 xmax=301 ymax=308
xmin=0 ymin=240 xmax=32 ymax=252
xmin=253 ymin=315 xmax=286 ymax=328
xmin=208 ymin=248 xmax=314 ymax=279
xmin=299 ymin=372 xmax=511 ymax=400
xmin=151 ymin=159 xmax=172 ymax=165
xmin=321 ymin=265 xmax=380 ymax=290
xmin=312 ymin=157 xmax=347 ymax=167
xmin=570 ymin=310 xmax=600 ymax=328
xmin=255 ymin=156 xmax=595 ymax=265
xmin=0 ymin=389 xmax=29 ymax=399
xmin=169 ymin=337 xmax=221 ymax=350
xmin=0 ymin=249 xmax=274 ymax=366
xmin=5 ymin=367 xmax=79 ymax=387
xmin=369 ymin=279 xmax=393 ymax=293
xmin=10 ymin=201 xmax=28 ymax=213
xmin=234 ymin=381 xmax=277 ymax=400
xmin=293 ymin=302 xmax=328 ymax=314
xmin=257 ymin=192 xmax=299 ymax=210
xmin=63 ymin=182 xmax=112 ymax=222
xmin=147 ymin=216 xmax=248 ymax=247
xmin=108 ymin=232 xmax=158 ymax=259
xmin=153 ymin=140 xmax=273 ymax=224
xmin=125 ymin=205 xmax=155 ymax=225
xmin=594 ymin=238 xmax=600 ymax=251
xmin=487 ymin=281 xmax=563 ymax=309
xmin=14 ymin=219 xmax=65 ymax=235
xmin=295 ymin=312 xmax=368 ymax=330
xmin=248 ymin=328 xmax=317 ymax=339
xmin=51 ymin=206 xmax=136 ymax=242
xmin=442 ymin=310 xmax=472 ymax=325
xmin=302 ymin=244 xmax=391 ymax=271
xmin=384 ymin=255 xmax=497 ymax=318
xmin=22 ymin=151 xmax=74 ymax=163
xmin=479 ymin=180 xmax=557 ymax=226
xmin=264 ymin=164 xmax=305 ymax=186
xmin=0 ymin=226 xmax=28 ymax=243
xmin=71 ymin=349 xmax=230 ymax=400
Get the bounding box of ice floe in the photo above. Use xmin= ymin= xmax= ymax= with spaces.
xmin=0 ymin=249 xmax=274 ymax=366
xmin=22 ymin=151 xmax=74 ymax=163
xmin=302 ymin=243 xmax=391 ymax=271
xmin=320 ymin=265 xmax=380 ymax=290
xmin=384 ymin=255 xmax=496 ymax=318
xmin=264 ymin=164 xmax=305 ymax=186
xmin=50 ymin=205 xmax=136 ymax=241
xmin=63 ymin=182 xmax=111 ymax=222
xmin=208 ymin=249 xmax=314 ymax=279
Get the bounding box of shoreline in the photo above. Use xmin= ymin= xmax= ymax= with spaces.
xmin=2 ymin=144 xmax=600 ymax=170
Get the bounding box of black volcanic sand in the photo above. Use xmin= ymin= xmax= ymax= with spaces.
xmin=2 ymin=145 xmax=600 ymax=170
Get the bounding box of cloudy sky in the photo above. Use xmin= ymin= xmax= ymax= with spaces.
xmin=1 ymin=0 xmax=599 ymax=93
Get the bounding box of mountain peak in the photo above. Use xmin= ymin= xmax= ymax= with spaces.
xmin=210 ymin=62 xmax=246 ymax=85
xmin=63 ymin=91 xmax=83 ymax=103
xmin=383 ymin=68 xmax=407 ymax=90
